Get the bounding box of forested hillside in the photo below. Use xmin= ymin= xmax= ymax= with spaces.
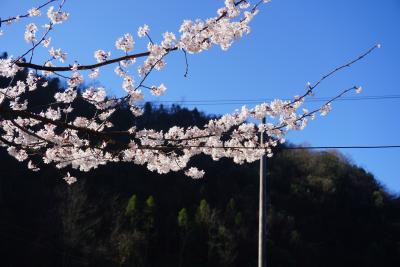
xmin=1 ymin=64 xmax=399 ymax=267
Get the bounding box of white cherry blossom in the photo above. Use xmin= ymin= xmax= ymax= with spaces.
xmin=138 ymin=24 xmax=150 ymax=38
xmin=63 ymin=172 xmax=77 ymax=185
xmin=24 ymin=23 xmax=38 ymax=43
xmin=94 ymin=50 xmax=111 ymax=63
xmin=47 ymin=6 xmax=69 ymax=24
xmin=115 ymin=33 xmax=134 ymax=53
xmin=28 ymin=8 xmax=41 ymax=17
xmin=150 ymin=84 xmax=167 ymax=96
xmin=185 ymin=167 xmax=205 ymax=179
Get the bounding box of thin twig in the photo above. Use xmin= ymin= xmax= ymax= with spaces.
xmin=182 ymin=49 xmax=189 ymax=77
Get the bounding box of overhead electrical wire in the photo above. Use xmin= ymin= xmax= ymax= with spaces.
xmin=140 ymin=94 xmax=400 ymax=107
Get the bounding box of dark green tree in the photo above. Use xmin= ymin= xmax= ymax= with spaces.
xmin=177 ymin=208 xmax=189 ymax=267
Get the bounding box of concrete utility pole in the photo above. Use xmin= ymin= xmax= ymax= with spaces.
xmin=258 ymin=117 xmax=267 ymax=267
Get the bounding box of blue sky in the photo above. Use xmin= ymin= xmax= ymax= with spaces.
xmin=1 ymin=0 xmax=399 ymax=193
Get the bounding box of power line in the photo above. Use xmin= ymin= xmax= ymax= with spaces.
xmin=144 ymin=95 xmax=400 ymax=107
xmin=124 ymin=144 xmax=400 ymax=150
xmin=158 ymin=94 xmax=400 ymax=102
xmin=283 ymin=145 xmax=400 ymax=150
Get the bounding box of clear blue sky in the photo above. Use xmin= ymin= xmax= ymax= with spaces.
xmin=1 ymin=0 xmax=399 ymax=193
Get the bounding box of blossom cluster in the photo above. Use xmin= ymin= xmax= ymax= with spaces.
xmin=0 ymin=0 xmax=372 ymax=185
xmin=1 ymin=0 xmax=268 ymax=118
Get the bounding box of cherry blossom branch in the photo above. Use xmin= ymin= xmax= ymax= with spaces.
xmin=13 ymin=0 xmax=253 ymax=73
xmin=310 ymin=45 xmax=379 ymax=91
xmin=0 ymin=0 xmax=57 ymax=25
xmin=13 ymin=0 xmax=68 ymax=63
xmin=10 ymin=119 xmax=53 ymax=145
xmin=14 ymin=25 xmax=54 ymax=63
xmin=15 ymin=49 xmax=174 ymax=72
xmin=272 ymin=86 xmax=359 ymax=132
xmin=285 ymin=44 xmax=380 ymax=109
xmin=0 ymin=84 xmax=359 ymax=150
xmin=0 ymin=108 xmax=117 ymax=140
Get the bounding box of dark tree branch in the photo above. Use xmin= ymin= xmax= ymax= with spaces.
xmin=286 ymin=44 xmax=380 ymax=108
xmin=0 ymin=0 xmax=58 ymax=24
xmin=15 ymin=50 xmax=176 ymax=72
